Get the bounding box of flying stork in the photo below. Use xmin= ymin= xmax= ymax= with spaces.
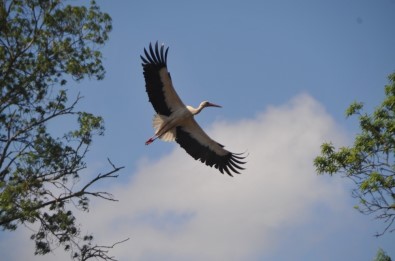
xmin=141 ymin=42 xmax=246 ymax=176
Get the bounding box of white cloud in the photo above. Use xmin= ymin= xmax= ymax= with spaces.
xmin=1 ymin=94 xmax=351 ymax=261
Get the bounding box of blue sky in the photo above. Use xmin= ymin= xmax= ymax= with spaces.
xmin=1 ymin=0 xmax=395 ymax=260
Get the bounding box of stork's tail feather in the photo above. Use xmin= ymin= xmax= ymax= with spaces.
xmin=152 ymin=114 xmax=166 ymax=132
xmin=152 ymin=114 xmax=176 ymax=142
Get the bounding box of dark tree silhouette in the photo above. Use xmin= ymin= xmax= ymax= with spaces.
xmin=0 ymin=0 xmax=125 ymax=259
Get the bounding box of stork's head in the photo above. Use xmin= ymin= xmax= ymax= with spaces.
xmin=192 ymin=101 xmax=222 ymax=115
xmin=201 ymin=101 xmax=222 ymax=108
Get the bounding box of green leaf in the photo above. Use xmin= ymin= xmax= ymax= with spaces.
xmin=314 ymin=71 xmax=395 ymax=236
xmin=345 ymin=102 xmax=364 ymax=117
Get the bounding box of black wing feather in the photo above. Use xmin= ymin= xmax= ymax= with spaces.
xmin=149 ymin=43 xmax=158 ymax=63
xmin=164 ymin=46 xmax=169 ymax=64
xmin=160 ymin=44 xmax=165 ymax=63
xmin=141 ymin=42 xmax=172 ymax=116
xmin=175 ymin=127 xmax=246 ymax=176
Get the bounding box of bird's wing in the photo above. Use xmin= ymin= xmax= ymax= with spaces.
xmin=175 ymin=118 xmax=246 ymax=176
xmin=141 ymin=42 xmax=185 ymax=116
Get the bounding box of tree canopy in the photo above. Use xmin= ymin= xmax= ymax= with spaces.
xmin=314 ymin=72 xmax=395 ymax=236
xmin=373 ymin=248 xmax=392 ymax=261
xmin=0 ymin=0 xmax=124 ymax=259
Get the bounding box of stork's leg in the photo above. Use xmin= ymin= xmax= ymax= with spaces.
xmin=145 ymin=135 xmax=158 ymax=145
xmin=146 ymin=116 xmax=177 ymax=145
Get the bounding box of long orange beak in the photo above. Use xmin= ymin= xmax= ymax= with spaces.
xmin=207 ymin=102 xmax=222 ymax=108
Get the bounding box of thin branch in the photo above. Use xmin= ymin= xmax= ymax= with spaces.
xmin=0 ymin=163 xmax=124 ymax=226
xmin=79 ymin=238 xmax=130 ymax=261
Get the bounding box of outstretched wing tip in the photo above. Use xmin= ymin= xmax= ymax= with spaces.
xmin=175 ymin=127 xmax=247 ymax=176
xmin=228 ymin=151 xmax=247 ymax=174
xmin=141 ymin=41 xmax=169 ymax=67
xmin=141 ymin=41 xmax=181 ymax=117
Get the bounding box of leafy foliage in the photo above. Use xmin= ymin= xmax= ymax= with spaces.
xmin=314 ymin=72 xmax=395 ymax=236
xmin=0 ymin=0 xmax=125 ymax=259
xmin=373 ymin=248 xmax=392 ymax=261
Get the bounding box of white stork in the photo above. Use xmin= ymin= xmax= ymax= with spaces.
xmin=141 ymin=42 xmax=246 ymax=176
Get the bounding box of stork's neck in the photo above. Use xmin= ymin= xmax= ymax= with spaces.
xmin=188 ymin=103 xmax=205 ymax=115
